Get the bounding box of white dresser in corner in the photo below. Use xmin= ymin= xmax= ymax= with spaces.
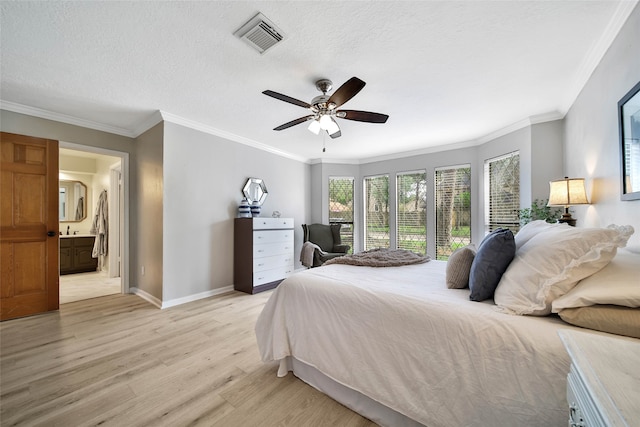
xmin=233 ymin=217 xmax=294 ymax=294
xmin=558 ymin=330 xmax=640 ymax=427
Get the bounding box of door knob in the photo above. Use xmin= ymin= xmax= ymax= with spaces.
xmin=47 ymin=231 xmax=56 ymax=237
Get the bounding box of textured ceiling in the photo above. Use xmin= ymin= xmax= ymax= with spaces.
xmin=1 ymin=1 xmax=636 ymax=162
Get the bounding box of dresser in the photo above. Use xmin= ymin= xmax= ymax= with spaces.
xmin=234 ymin=217 xmax=294 ymax=294
xmin=60 ymin=235 xmax=98 ymax=275
xmin=559 ymin=330 xmax=640 ymax=427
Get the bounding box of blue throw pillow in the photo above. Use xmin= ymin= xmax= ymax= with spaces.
xmin=469 ymin=228 xmax=515 ymax=302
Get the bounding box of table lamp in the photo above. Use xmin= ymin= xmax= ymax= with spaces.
xmin=547 ymin=177 xmax=589 ymax=226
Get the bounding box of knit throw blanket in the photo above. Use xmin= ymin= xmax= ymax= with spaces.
xmin=323 ymin=248 xmax=430 ymax=267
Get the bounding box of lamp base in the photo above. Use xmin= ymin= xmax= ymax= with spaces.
xmin=557 ymin=212 xmax=576 ymax=227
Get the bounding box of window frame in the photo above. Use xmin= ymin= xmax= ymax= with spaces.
xmin=396 ymin=170 xmax=427 ymax=255
xmin=363 ymin=174 xmax=390 ymax=251
xmin=484 ymin=151 xmax=520 ymax=234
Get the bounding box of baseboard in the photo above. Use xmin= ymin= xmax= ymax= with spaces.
xmin=130 ymin=285 xmax=236 ymax=309
xmin=129 ymin=287 xmax=162 ymax=308
xmin=161 ymin=286 xmax=235 ymax=309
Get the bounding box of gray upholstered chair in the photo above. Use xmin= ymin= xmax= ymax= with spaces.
xmin=302 ymin=223 xmax=350 ymax=267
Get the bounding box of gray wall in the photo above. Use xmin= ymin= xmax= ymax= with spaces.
xmin=312 ymin=121 xmax=564 ymax=257
xmin=133 ymin=122 xmax=164 ymax=301
xmin=564 ymin=2 xmax=640 ymax=250
xmin=162 ymin=122 xmax=311 ymax=303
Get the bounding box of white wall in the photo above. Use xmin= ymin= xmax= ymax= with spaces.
xmin=564 ymin=3 xmax=640 ymax=250
xmin=162 ymin=122 xmax=310 ymax=303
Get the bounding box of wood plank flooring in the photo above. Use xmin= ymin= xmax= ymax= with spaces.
xmin=59 ymin=271 xmax=121 ymax=304
xmin=0 ymin=291 xmax=377 ymax=426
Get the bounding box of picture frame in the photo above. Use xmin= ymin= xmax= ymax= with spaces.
xmin=618 ymin=80 xmax=640 ymax=201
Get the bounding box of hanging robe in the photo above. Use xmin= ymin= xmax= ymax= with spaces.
xmin=91 ymin=190 xmax=108 ymax=260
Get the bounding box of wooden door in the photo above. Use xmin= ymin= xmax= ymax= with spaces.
xmin=1 ymin=132 xmax=59 ymax=320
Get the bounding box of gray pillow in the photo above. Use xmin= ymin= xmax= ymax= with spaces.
xmin=446 ymin=244 xmax=477 ymax=289
xmin=469 ymin=228 xmax=515 ymax=301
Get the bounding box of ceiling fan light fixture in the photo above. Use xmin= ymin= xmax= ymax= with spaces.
xmin=319 ymin=114 xmax=333 ymax=129
xmin=308 ymin=119 xmax=321 ymax=134
xmin=325 ymin=117 xmax=340 ymax=135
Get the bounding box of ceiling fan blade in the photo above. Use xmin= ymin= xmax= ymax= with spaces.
xmin=273 ymin=115 xmax=314 ymax=131
xmin=263 ymin=90 xmax=311 ymax=109
xmin=338 ymin=110 xmax=389 ymax=123
xmin=327 ymin=77 xmax=366 ymax=108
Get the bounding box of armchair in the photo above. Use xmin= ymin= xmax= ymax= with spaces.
xmin=301 ymin=223 xmax=350 ymax=267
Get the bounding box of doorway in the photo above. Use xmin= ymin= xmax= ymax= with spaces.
xmin=58 ymin=142 xmax=129 ymax=304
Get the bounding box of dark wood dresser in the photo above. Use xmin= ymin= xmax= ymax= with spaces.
xmin=234 ymin=217 xmax=294 ymax=294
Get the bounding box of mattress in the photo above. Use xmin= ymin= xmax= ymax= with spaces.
xmin=255 ymin=261 xmax=583 ymax=426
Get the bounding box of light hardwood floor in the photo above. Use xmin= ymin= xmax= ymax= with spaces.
xmin=59 ymin=272 xmax=121 ymax=304
xmin=0 ymin=290 xmax=376 ymax=426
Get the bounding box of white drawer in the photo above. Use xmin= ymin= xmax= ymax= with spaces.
xmin=254 ymin=241 xmax=294 ymax=258
xmin=253 ymin=265 xmax=294 ymax=286
xmin=253 ymin=218 xmax=294 ymax=230
xmin=567 ymin=364 xmax=606 ymax=427
xmin=254 ymin=253 xmax=294 ymax=272
xmin=253 ymin=230 xmax=293 ymax=244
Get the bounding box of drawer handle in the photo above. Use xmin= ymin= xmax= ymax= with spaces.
xmin=569 ymin=403 xmax=584 ymax=427
xmin=257 ymin=263 xmax=264 ymax=267
xmin=257 ymin=250 xmax=264 ymax=253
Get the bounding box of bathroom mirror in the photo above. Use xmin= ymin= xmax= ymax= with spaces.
xmin=59 ymin=180 xmax=88 ymax=222
xmin=242 ymin=178 xmax=268 ymax=205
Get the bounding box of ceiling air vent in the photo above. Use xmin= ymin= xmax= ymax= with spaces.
xmin=234 ymin=13 xmax=284 ymax=54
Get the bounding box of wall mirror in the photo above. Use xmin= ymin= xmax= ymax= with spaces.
xmin=619 ymin=80 xmax=640 ymax=201
xmin=59 ymin=180 xmax=88 ymax=222
xmin=243 ymin=178 xmax=268 ymax=205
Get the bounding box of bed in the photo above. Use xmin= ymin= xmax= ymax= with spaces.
xmin=255 ymin=222 xmax=639 ymax=426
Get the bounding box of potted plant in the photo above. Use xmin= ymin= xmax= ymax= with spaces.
xmin=519 ymin=199 xmax=562 ymax=226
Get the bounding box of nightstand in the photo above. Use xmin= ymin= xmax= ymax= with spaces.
xmin=558 ymin=330 xmax=640 ymax=426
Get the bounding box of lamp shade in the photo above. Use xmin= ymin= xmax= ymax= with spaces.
xmin=547 ymin=177 xmax=589 ymax=207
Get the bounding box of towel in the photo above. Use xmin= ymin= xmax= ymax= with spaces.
xmin=300 ymin=241 xmax=325 ymax=268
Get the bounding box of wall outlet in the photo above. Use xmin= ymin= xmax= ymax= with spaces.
xmin=141 ymin=265 xmax=145 ymax=276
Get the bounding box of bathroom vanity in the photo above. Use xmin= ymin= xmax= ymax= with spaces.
xmin=60 ymin=235 xmax=98 ymax=275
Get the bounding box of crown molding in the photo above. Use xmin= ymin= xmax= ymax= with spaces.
xmin=158 ymin=111 xmax=308 ymax=163
xmin=354 ymin=111 xmax=565 ymax=165
xmin=1 ymin=100 xmax=566 ymax=165
xmin=0 ymin=100 xmax=310 ymax=162
xmin=560 ymin=0 xmax=639 ymax=113
xmin=132 ymin=110 xmax=164 ymax=136
xmin=0 ymin=100 xmax=137 ymax=138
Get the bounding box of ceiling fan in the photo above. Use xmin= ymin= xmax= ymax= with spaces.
xmin=262 ymin=77 xmax=389 ymax=139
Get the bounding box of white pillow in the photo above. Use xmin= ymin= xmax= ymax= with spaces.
xmin=552 ymin=250 xmax=640 ymax=312
xmin=514 ymin=220 xmax=569 ymax=251
xmin=494 ymin=224 xmax=634 ymax=316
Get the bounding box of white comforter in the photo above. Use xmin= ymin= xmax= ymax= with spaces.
xmin=255 ymin=261 xmax=579 ymax=426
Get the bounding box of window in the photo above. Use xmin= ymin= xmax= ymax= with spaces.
xmin=396 ymin=171 xmax=427 ymax=254
xmin=485 ymin=152 xmax=520 ymax=233
xmin=364 ymin=175 xmax=389 ymax=250
xmin=329 ymin=177 xmax=354 ymax=253
xmin=435 ymin=166 xmax=471 ymax=260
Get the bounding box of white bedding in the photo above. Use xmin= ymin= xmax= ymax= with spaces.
xmin=255 ymin=261 xmax=582 ymax=426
